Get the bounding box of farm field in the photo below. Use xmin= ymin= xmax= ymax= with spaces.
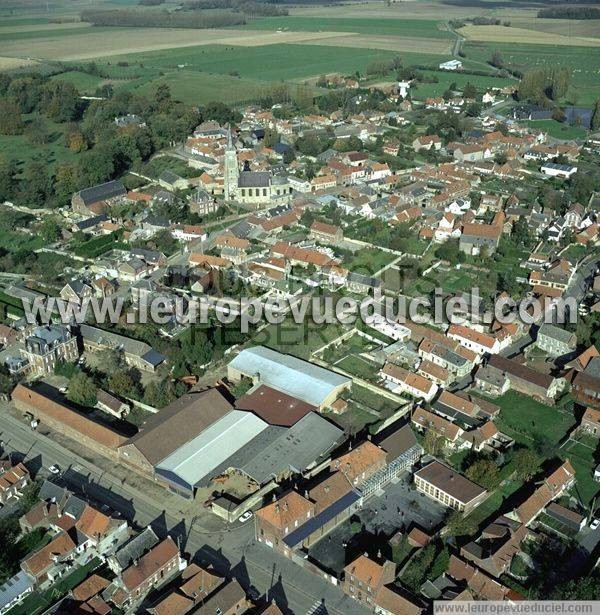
xmin=49 ymin=70 xmax=106 ymax=94
xmin=458 ymin=24 xmax=600 ymax=47
xmin=101 ymin=43 xmax=418 ymax=82
xmin=507 ymin=18 xmax=600 ymax=39
xmin=243 ymin=17 xmax=453 ymax=39
xmin=0 ymin=26 xmax=352 ymax=61
xmin=463 ymin=41 xmax=600 ymax=105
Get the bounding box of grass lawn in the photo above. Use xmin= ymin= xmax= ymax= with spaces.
xmin=560 ymin=244 xmax=587 ymax=263
xmin=71 ymin=232 xmax=128 ymax=258
xmin=0 ymin=231 xmax=45 ymax=253
xmin=410 ymin=69 xmax=513 ymax=100
xmin=50 ymin=70 xmax=104 ymax=94
xmin=0 ymin=116 xmax=77 ymax=170
xmin=473 ymin=391 xmax=576 ymax=449
xmin=522 ymin=119 xmax=588 ymax=141
xmin=131 ymin=70 xmax=275 ymax=105
xmin=241 ymin=16 xmax=453 ymax=39
xmin=258 ymin=317 xmax=344 ymax=359
xmin=336 ymin=354 xmax=377 ymax=381
xmin=560 ymin=437 xmax=600 ymax=506
xmin=351 ymin=383 xmax=400 ymax=415
xmin=323 ymin=401 xmax=376 ymax=435
xmin=345 ymin=248 xmax=397 ymax=276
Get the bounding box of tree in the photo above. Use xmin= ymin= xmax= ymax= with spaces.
xmin=263 ymin=128 xmax=279 ymax=148
xmin=39 ymin=218 xmax=62 ymax=242
xmin=511 ymin=448 xmax=539 ymax=481
xmin=41 ymin=80 xmax=80 ymax=122
xmin=490 ymin=50 xmax=503 ymax=68
xmin=25 ymin=116 xmax=50 ymax=145
xmin=153 ymin=82 xmax=172 ymax=113
xmin=143 ymin=379 xmax=176 ymax=408
xmin=19 ymin=161 xmax=53 ymax=206
xmin=463 ymin=82 xmax=477 ymax=100
xmin=67 ymin=372 xmax=98 ymax=407
xmin=0 ymin=100 xmax=23 ymax=135
xmin=0 ymin=157 xmax=18 ymax=202
xmin=591 ymin=98 xmax=600 ymax=132
xmin=444 ymin=510 xmax=477 ymax=537
xmin=551 ymin=569 xmax=600 ymax=600
xmin=108 ymin=368 xmax=142 ymax=399
xmin=465 ymin=458 xmax=500 ymax=490
xmin=423 ymin=429 xmax=446 ymax=456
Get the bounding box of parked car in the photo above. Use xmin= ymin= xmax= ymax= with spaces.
xmin=238 ymin=511 xmax=253 ymax=523
xmin=590 ymin=518 xmax=600 ymax=531
xmin=48 ymin=465 xmax=60 ymax=475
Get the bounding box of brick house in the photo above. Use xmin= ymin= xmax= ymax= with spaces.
xmin=0 ymin=463 xmax=29 ymax=506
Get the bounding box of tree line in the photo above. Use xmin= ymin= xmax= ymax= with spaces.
xmin=517 ymin=66 xmax=571 ymax=106
xmin=80 ymin=8 xmax=246 ymax=28
xmin=538 ymin=6 xmax=600 ymax=19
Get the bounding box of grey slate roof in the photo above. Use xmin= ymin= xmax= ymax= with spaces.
xmin=239 ymin=412 xmax=344 ymax=484
xmin=112 ymin=527 xmax=159 ymax=571
xmin=77 ymin=180 xmax=126 ymax=207
xmin=0 ymin=571 xmax=34 ymax=612
xmin=238 ymin=171 xmax=270 ymax=188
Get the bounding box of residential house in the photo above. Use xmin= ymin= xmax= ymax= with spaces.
xmin=412 ymin=135 xmax=441 ymax=153
xmin=447 ymin=325 xmax=500 ymax=356
xmin=0 ymin=462 xmax=29 ymax=506
xmin=21 ymin=325 xmax=79 ymax=375
xmin=310 ymin=221 xmax=343 ymax=244
xmin=381 ymin=363 xmax=438 ymax=401
xmin=486 ymin=355 xmax=563 ymax=402
xmin=461 ymin=516 xmax=530 ymax=578
xmin=330 ymin=441 xmax=387 ymax=488
xmin=411 ymin=407 xmax=464 ymax=449
xmin=536 ymin=324 xmax=577 ymax=358
xmin=580 ymin=406 xmax=600 ymax=437
xmin=342 ymin=554 xmax=395 ymax=609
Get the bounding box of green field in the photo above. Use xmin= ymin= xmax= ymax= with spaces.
xmin=50 ymin=70 xmax=105 ymax=93
xmin=0 ymin=115 xmax=78 ymax=169
xmin=242 ymin=16 xmax=452 ymax=39
xmin=132 ymin=71 xmax=274 ymax=105
xmin=522 ymin=119 xmax=588 ymax=141
xmin=482 ymin=391 xmax=575 ymax=447
xmin=102 ymin=43 xmax=443 ymax=82
xmin=464 ymin=41 xmax=600 ymax=106
xmin=410 ymin=69 xmax=513 ymax=100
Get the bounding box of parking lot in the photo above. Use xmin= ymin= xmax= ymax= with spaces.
xmin=309 ymin=473 xmax=447 ymax=575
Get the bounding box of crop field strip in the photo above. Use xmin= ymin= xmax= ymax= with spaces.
xmin=459 ymin=24 xmax=600 ymax=47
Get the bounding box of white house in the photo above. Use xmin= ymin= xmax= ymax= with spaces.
xmin=439 ymin=59 xmax=462 ymax=71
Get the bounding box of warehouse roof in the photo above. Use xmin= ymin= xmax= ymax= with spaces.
xmin=239 ymin=412 xmax=343 ymax=484
xmin=229 ymin=346 xmax=350 ymax=407
xmin=235 ymin=385 xmax=316 ymax=427
xmin=77 ymin=180 xmax=126 ymax=207
xmin=123 ymin=388 xmax=233 ymax=466
xmin=155 ymin=410 xmax=269 ymax=490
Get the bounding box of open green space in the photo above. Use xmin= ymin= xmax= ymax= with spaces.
xmin=477 ymin=390 xmax=575 ymax=448
xmin=336 ymin=354 xmax=377 ymax=381
xmin=102 ymin=44 xmax=439 ymax=82
xmin=522 ymin=119 xmax=588 ymax=141
xmin=463 ymin=41 xmax=600 ymax=106
xmin=561 ymin=437 xmax=600 ymax=506
xmin=0 ymin=114 xmax=78 ymax=169
xmin=242 ymin=17 xmax=452 ymax=39
xmin=132 ymin=70 xmax=273 ymax=106
xmin=50 ymin=70 xmax=105 ymax=94
xmin=410 ymin=69 xmax=513 ymax=100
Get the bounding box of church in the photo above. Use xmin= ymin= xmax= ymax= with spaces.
xmin=223 ymin=129 xmax=292 ymax=207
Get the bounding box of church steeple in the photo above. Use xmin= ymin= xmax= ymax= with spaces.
xmin=224 ymin=124 xmax=238 ymax=201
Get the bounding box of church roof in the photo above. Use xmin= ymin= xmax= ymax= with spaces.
xmin=238 ymin=171 xmax=270 ymax=188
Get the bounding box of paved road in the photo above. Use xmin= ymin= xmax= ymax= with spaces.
xmin=0 ymin=410 xmax=369 ymax=615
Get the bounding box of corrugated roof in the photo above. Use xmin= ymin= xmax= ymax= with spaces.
xmin=229 ymin=346 xmax=350 ymax=407
xmin=155 ymin=410 xmax=268 ymax=489
xmin=123 ymin=388 xmax=233 ymax=466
